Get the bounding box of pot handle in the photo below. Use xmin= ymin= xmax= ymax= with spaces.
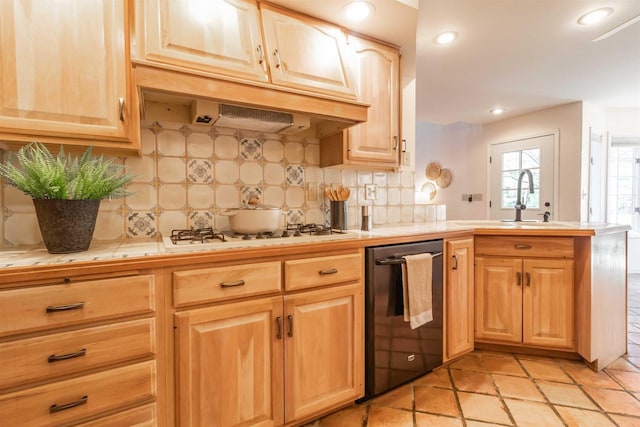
xmin=219 ymin=210 xmax=237 ymax=217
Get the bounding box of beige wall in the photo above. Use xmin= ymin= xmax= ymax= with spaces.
xmin=416 ymin=101 xmax=585 ymax=221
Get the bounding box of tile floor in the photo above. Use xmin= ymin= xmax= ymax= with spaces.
xmin=309 ymin=274 xmax=640 ymax=426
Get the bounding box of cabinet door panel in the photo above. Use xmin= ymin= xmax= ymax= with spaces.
xmin=283 ymin=283 xmax=363 ymax=423
xmin=348 ymin=37 xmax=399 ymax=164
xmin=175 ymin=297 xmax=283 ymax=427
xmin=523 ymin=259 xmax=574 ymax=349
xmin=136 ymin=0 xmax=269 ymax=82
xmin=260 ymin=5 xmax=355 ymax=98
xmin=445 ymin=238 xmax=474 ymax=361
xmin=475 ymin=257 xmax=522 ymax=343
xmin=0 ymin=0 xmax=131 ymax=140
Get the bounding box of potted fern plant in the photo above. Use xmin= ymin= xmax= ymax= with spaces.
xmin=0 ymin=142 xmax=134 ymax=253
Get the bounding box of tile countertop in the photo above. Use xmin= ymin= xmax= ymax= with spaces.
xmin=0 ymin=221 xmax=629 ymax=269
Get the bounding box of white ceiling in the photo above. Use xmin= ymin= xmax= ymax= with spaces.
xmin=269 ymin=0 xmax=640 ymax=125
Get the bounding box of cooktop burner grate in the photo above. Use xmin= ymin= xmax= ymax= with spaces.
xmin=170 ymin=227 xmax=225 ymax=244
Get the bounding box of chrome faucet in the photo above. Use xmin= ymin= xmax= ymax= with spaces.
xmin=514 ymin=169 xmax=534 ymax=221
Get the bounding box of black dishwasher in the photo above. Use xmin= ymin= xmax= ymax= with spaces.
xmin=361 ymin=239 xmax=443 ymax=401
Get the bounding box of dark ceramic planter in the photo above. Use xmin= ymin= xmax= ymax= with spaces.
xmin=32 ymin=199 xmax=100 ymax=254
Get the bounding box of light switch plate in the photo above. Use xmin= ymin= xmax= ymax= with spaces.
xmin=365 ymin=184 xmax=377 ymax=200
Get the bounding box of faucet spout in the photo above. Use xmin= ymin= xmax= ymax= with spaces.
xmin=515 ymin=169 xmax=534 ymax=221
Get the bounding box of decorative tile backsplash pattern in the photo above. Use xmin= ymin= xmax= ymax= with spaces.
xmin=0 ymin=121 xmax=444 ymax=247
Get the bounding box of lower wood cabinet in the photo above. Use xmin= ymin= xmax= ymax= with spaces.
xmin=475 ymin=236 xmax=575 ymax=350
xmin=444 ymin=237 xmax=475 ymax=361
xmin=174 ymin=252 xmax=364 ymax=427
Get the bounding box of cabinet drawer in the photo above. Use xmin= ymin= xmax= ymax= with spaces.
xmin=0 ymin=319 xmax=155 ymax=390
xmin=0 ymin=361 xmax=156 ymax=426
xmin=173 ymin=261 xmax=281 ymax=307
xmin=475 ymin=236 xmax=574 ymax=258
xmin=0 ymin=275 xmax=155 ymax=338
xmin=284 ymin=253 xmax=362 ymax=291
xmin=75 ymin=403 xmax=157 ymax=427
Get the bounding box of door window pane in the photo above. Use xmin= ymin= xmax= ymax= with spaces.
xmin=500 ymin=149 xmax=540 ymax=209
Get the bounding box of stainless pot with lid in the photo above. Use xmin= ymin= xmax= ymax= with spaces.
xmin=220 ymin=199 xmax=283 ymax=234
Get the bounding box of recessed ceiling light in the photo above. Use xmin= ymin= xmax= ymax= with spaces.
xmin=490 ymin=107 xmax=506 ymax=115
xmin=577 ymin=7 xmax=613 ymax=25
xmin=343 ymin=2 xmax=375 ymax=22
xmin=435 ymin=31 xmax=459 ymax=45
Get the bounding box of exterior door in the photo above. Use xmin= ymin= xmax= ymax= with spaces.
xmin=490 ymin=133 xmax=556 ymax=221
xmin=475 ymin=257 xmax=522 ymax=343
xmin=283 ymin=284 xmax=363 ymax=423
xmin=174 ymin=297 xmax=283 ymax=427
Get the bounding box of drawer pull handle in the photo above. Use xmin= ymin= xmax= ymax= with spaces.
xmin=515 ymin=244 xmax=532 ymax=250
xmin=287 ymin=315 xmax=294 ymax=337
xmin=46 ymin=302 xmax=85 ymax=313
xmin=118 ymin=97 xmax=125 ymax=121
xmin=526 ymin=272 xmax=531 ymax=287
xmin=48 ymin=348 xmax=87 ymax=363
xmin=276 ymin=317 xmax=283 ymax=339
xmin=273 ymin=48 xmax=282 ymax=68
xmin=50 ymin=395 xmax=87 ymax=413
xmin=452 ymin=255 xmax=458 ymax=270
xmin=319 ymin=268 xmax=338 ymax=275
xmin=220 ymin=280 xmax=245 ymax=288
xmin=516 ymin=272 xmax=522 ymax=286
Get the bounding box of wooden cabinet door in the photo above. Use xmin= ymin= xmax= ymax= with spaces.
xmin=283 ymin=283 xmax=363 ymax=423
xmin=347 ymin=36 xmax=400 ymax=165
xmin=260 ymin=4 xmax=356 ymax=98
xmin=134 ymin=0 xmax=269 ymax=83
xmin=174 ymin=297 xmax=283 ymax=427
xmin=523 ymin=258 xmax=574 ymax=349
xmin=0 ymin=0 xmax=132 ymax=142
xmin=475 ymin=257 xmax=522 ymax=343
xmin=445 ymin=238 xmax=475 ymax=361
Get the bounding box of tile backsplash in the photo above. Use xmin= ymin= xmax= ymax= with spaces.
xmin=1 ymin=121 xmax=444 ymax=247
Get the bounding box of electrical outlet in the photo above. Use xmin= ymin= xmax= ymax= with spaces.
xmin=365 ymin=184 xmax=377 ymax=200
xmin=473 ymin=193 xmax=483 ymax=201
xmin=402 ymin=151 xmax=410 ymax=166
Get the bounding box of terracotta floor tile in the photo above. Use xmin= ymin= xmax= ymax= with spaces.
xmin=555 ymin=406 xmax=617 ymax=427
xmin=482 ymin=355 xmax=527 ymax=377
xmin=318 ymin=405 xmax=366 ymax=426
xmin=504 ymin=399 xmax=563 ymax=427
xmin=465 ymin=422 xmax=507 ymax=427
xmin=519 ymin=359 xmax=572 ymax=382
xmin=609 ymin=414 xmax=640 ymax=427
xmin=606 ymin=357 xmax=640 ymax=372
xmin=492 ymin=374 xmax=545 ymax=402
xmin=610 ymin=370 xmax=640 ymax=392
xmin=371 ymin=384 xmax=413 ymax=410
xmin=535 ymin=380 xmax=598 ymax=410
xmin=583 ymin=386 xmax=640 ymax=416
xmin=448 ymin=353 xmax=486 ymax=372
xmin=457 ymin=391 xmax=512 ymax=425
xmin=450 ymin=369 xmax=497 ymax=395
xmin=413 ymin=367 xmax=452 ymax=388
xmin=366 ymin=406 xmax=413 ymax=427
xmin=414 ymin=386 xmax=459 ymax=417
xmin=561 ymin=363 xmax=622 ymax=389
xmin=415 ymin=413 xmax=463 ymax=427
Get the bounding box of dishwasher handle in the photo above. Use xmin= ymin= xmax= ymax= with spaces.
xmin=375 ymin=251 xmax=442 ymax=265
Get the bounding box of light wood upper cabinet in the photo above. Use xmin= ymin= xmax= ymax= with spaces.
xmin=0 ymin=0 xmax=135 ymax=148
xmin=134 ymin=0 xmax=270 ymax=83
xmin=444 ymin=238 xmax=475 ymax=361
xmin=283 ymin=283 xmax=363 ymax=423
xmin=259 ymin=4 xmax=356 ymax=99
xmin=320 ymin=36 xmax=400 ymax=169
xmin=175 ymin=296 xmax=284 ymax=427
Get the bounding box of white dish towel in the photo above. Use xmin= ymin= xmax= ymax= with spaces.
xmin=401 ymin=253 xmax=434 ymax=329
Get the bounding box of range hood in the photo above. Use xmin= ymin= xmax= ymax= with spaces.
xmin=134 ymin=64 xmax=368 ymax=138
xmin=190 ymin=100 xmax=310 ymax=135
